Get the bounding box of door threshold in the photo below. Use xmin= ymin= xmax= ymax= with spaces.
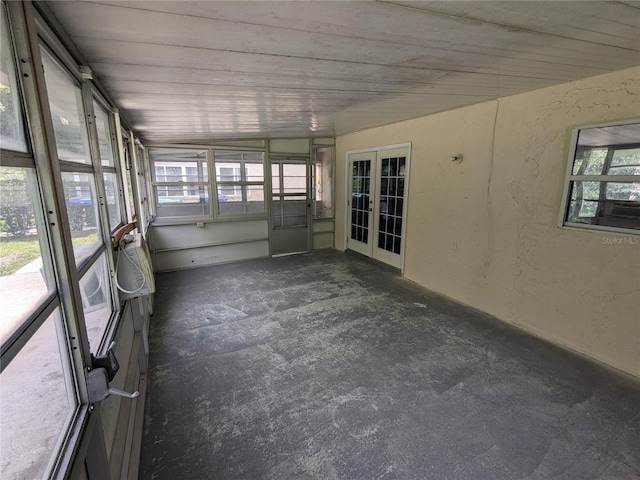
xmin=272 ymin=250 xmax=310 ymax=258
xmin=345 ymin=249 xmax=401 ymax=275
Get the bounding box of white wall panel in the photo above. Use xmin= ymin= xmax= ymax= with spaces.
xmin=153 ymin=220 xmax=268 ymax=252
xmin=155 ymin=240 xmax=269 ymax=272
xmin=269 ymin=139 xmax=310 ymax=155
xmin=313 ymin=232 xmax=334 ymax=250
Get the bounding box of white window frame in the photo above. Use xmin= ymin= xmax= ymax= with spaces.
xmin=149 ymin=146 xmax=213 ymax=223
xmin=148 ymin=145 xmax=267 ymax=225
xmin=559 ymin=119 xmax=640 ymax=236
xmin=92 ymin=93 xmax=126 ymax=233
xmin=214 ymin=150 xmax=266 ymax=218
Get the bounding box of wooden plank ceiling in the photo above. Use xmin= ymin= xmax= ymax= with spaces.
xmin=45 ymin=1 xmax=640 ymax=143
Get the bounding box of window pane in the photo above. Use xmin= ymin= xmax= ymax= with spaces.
xmin=155 ymin=185 xmax=210 ymax=218
xmin=80 ymin=253 xmax=112 ymax=353
xmin=93 ymin=101 xmax=114 ymax=167
xmin=215 ymin=150 xmax=262 ymax=167
xmin=216 ymin=163 xmax=241 ymax=182
xmin=0 ymin=309 xmax=76 ymax=479
xmin=62 ymin=172 xmax=102 ymax=265
xmin=218 ymin=185 xmax=265 ymax=215
xmin=608 ymin=148 xmax=640 ymax=176
xmin=567 ymin=180 xmax=640 ymax=229
xmin=149 ymin=148 xmax=206 ymax=182
xmin=0 ymin=3 xmax=28 ymax=153
xmin=572 ymin=147 xmax=606 ymax=175
xmin=313 ymin=147 xmax=333 ymax=219
xmin=245 ymin=162 xmax=264 ymax=182
xmin=271 ymin=163 xmax=280 ymax=193
xmin=0 ymin=167 xmax=54 ymax=345
xmin=41 ymin=49 xmax=91 ymax=165
xmin=104 ymin=172 xmax=121 ymax=231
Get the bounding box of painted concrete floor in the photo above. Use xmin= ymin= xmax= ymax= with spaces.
xmin=139 ymin=250 xmax=640 ymax=479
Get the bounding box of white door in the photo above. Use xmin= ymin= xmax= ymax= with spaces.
xmin=347 ymin=146 xmax=409 ymax=270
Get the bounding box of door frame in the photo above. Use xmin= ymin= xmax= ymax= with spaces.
xmin=268 ymin=155 xmax=312 ymax=255
xmin=344 ymin=143 xmax=411 ymax=272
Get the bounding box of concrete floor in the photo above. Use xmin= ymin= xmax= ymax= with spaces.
xmin=139 ymin=250 xmax=640 ymax=479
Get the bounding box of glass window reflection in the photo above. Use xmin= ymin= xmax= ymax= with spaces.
xmin=0 ymin=309 xmax=76 ymax=479
xmin=0 ymin=167 xmax=54 ymax=346
xmin=0 ymin=2 xmax=28 ymax=153
xmin=41 ymin=48 xmax=91 ymax=165
xmin=61 ymin=172 xmax=102 ymax=265
xmin=79 ymin=253 xmax=112 ymax=354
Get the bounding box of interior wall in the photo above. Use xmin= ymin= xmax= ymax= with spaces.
xmin=336 ymin=66 xmax=640 ymax=377
xmin=152 ymin=220 xmax=270 ymax=272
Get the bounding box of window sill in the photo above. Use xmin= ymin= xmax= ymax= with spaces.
xmin=151 ymin=214 xmax=268 ymax=227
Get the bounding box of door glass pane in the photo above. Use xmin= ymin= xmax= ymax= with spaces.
xmin=0 ymin=3 xmax=28 ymax=153
xmin=378 ymin=156 xmax=405 ymax=255
xmin=103 ymin=172 xmax=121 ymax=231
xmin=0 ymin=167 xmax=54 ymax=345
xmin=351 ymin=159 xmax=370 ymax=243
xmin=41 ymin=49 xmax=91 ymax=165
xmin=0 ymin=309 xmax=76 ymax=479
xmin=272 ymin=162 xmax=307 ymax=228
xmin=272 ymin=197 xmax=307 ymax=228
xmin=62 ymin=172 xmax=102 ymax=266
xmin=93 ymin=101 xmax=114 ymax=167
xmin=282 ymin=163 xmax=306 ymax=194
xmin=80 ymin=253 xmax=112 ymax=354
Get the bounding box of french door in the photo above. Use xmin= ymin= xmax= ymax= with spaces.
xmin=347 ymin=146 xmax=409 ymax=270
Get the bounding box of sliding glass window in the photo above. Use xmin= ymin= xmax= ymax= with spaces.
xmin=215 ymin=150 xmax=265 ymax=216
xmin=41 ymin=48 xmax=102 ymax=266
xmin=150 ymin=147 xmax=210 ymax=220
xmin=1 ymin=3 xmax=78 ymax=478
xmin=40 ymin=45 xmax=115 ymax=353
xmin=93 ymin=99 xmax=123 ymax=232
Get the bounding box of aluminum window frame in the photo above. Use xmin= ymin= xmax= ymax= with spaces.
xmin=149 ymin=146 xmax=213 ymax=223
xmin=149 ymin=144 xmax=267 ymax=225
xmin=92 ymin=93 xmax=127 ymax=233
xmin=559 ymin=119 xmax=640 ymax=235
xmin=311 ymin=145 xmax=335 ymax=220
xmin=1 ymin=3 xmax=89 ymax=478
xmin=214 ymin=149 xmax=267 ymax=219
xmin=36 ymin=0 xmax=129 ymax=353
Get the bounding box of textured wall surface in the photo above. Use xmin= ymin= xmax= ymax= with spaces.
xmin=336 ymin=67 xmax=640 ymax=376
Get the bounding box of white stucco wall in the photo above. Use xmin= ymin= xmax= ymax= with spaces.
xmin=336 ymin=67 xmax=640 ymax=377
